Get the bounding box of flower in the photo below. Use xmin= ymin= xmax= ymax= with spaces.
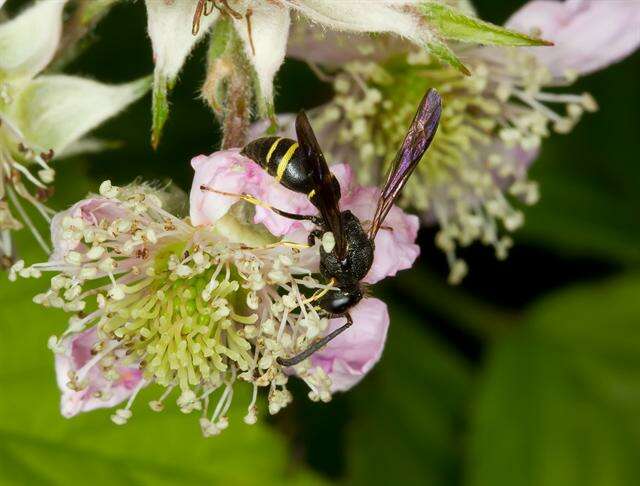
xmin=0 ymin=0 xmax=149 ymax=267
xmin=54 ymin=327 xmax=145 ymax=419
xmin=190 ymin=151 xmax=420 ymax=284
xmin=277 ymin=0 xmax=640 ymax=283
xmin=14 ymin=149 xmax=420 ymax=434
xmin=144 ymin=0 xmax=547 ymax=146
xmin=506 ymin=0 xmax=640 ymax=77
xmin=190 ymin=150 xmax=418 ymax=389
xmin=310 ymin=298 xmax=389 ymax=392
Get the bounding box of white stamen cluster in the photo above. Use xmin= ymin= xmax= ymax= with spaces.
xmin=13 ymin=182 xmax=336 ymax=434
xmin=312 ymin=47 xmax=597 ymax=283
xmin=0 ymin=109 xmax=56 ymax=267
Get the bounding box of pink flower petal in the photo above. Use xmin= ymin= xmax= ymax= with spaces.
xmin=311 ymin=298 xmax=389 ymax=391
xmin=189 ymin=149 xmax=318 ymax=235
xmin=50 ymin=197 xmax=127 ymax=261
xmin=506 ymin=0 xmax=640 ymax=76
xmin=190 ymin=153 xmax=419 ymax=282
xmin=189 ymin=149 xmax=268 ymax=226
xmin=55 ymin=328 xmax=143 ymax=418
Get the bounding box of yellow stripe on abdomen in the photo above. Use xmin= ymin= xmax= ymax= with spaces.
xmin=266 ymin=138 xmax=282 ymax=167
xmin=276 ymin=142 xmax=298 ymax=182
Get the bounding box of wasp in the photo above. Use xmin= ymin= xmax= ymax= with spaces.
xmin=202 ymin=89 xmax=442 ymax=366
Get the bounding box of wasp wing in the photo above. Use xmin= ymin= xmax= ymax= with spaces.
xmin=295 ymin=111 xmax=347 ymax=259
xmin=369 ymin=88 xmax=442 ymax=239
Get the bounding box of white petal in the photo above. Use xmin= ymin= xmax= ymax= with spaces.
xmin=0 ymin=0 xmax=66 ymax=80
xmin=145 ymin=0 xmax=218 ymax=81
xmin=506 ymin=0 xmax=640 ymax=76
xmin=233 ymin=2 xmax=290 ymax=106
xmin=292 ymin=0 xmax=426 ymax=44
xmin=8 ymin=75 xmax=150 ymax=154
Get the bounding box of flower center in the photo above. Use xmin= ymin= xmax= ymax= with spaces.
xmin=314 ymin=47 xmax=597 ymax=282
xmin=99 ymin=243 xmax=256 ymax=391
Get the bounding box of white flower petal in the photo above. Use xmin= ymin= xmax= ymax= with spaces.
xmin=0 ymin=0 xmax=66 ymax=80
xmin=8 ymin=75 xmax=150 ymax=154
xmin=233 ymin=2 xmax=290 ymax=107
xmin=145 ymin=0 xmax=218 ymax=81
xmin=506 ymin=0 xmax=640 ymax=76
xmin=292 ymin=0 xmax=426 ymax=44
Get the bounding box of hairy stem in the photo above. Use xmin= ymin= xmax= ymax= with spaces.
xmin=202 ymin=17 xmax=252 ymax=149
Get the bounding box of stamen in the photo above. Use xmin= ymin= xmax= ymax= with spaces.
xmin=18 ymin=181 xmax=343 ymax=434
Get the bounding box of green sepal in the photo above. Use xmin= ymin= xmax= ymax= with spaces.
xmin=427 ymin=39 xmax=471 ymax=76
xmin=422 ymin=2 xmax=553 ymax=47
xmin=151 ymin=73 xmax=171 ymax=149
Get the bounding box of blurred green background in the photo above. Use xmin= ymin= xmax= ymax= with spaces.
xmin=1 ymin=1 xmax=640 ymax=485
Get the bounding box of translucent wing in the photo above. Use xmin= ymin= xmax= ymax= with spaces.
xmin=295 ymin=111 xmax=347 ymax=259
xmin=369 ymin=89 xmax=442 ymax=239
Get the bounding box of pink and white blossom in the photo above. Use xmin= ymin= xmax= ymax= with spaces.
xmin=54 ymin=328 xmax=144 ymax=418
xmin=278 ymin=0 xmax=640 ymax=283
xmin=311 ymin=298 xmax=389 ymax=392
xmin=190 ymin=151 xmax=420 ymax=285
xmin=506 ymin=0 xmax=640 ymax=77
xmin=190 ymin=149 xmax=420 ymax=390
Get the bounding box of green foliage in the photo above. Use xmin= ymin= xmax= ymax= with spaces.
xmin=347 ymin=303 xmax=471 ymax=486
xmin=426 ymin=38 xmax=471 ymax=76
xmin=422 ymin=2 xmax=551 ymax=46
xmin=467 ymin=275 xmax=640 ymax=486
xmin=0 ymin=276 xmax=323 ymax=485
xmin=422 ymin=1 xmax=552 ymax=74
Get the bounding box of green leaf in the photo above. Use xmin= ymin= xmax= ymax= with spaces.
xmin=467 ymin=275 xmax=640 ymax=486
xmin=521 ymin=169 xmax=640 ymax=263
xmin=0 ymin=277 xmax=324 ymax=485
xmin=207 ymin=16 xmax=233 ymax=63
xmin=346 ymin=302 xmax=471 ymax=485
xmin=422 ymin=2 xmax=552 ymax=47
xmin=427 ymin=38 xmax=470 ymax=76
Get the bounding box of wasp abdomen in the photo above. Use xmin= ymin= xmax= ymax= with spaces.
xmin=241 ymin=137 xmax=316 ymax=195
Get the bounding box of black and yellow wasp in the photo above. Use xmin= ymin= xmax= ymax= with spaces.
xmin=203 ymin=89 xmax=442 ymax=366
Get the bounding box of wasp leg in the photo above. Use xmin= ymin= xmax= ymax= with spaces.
xmin=199 ymin=185 xmax=320 ymax=223
xmin=240 ymin=241 xmax=311 ymax=251
xmin=277 ymin=313 xmax=353 ymax=367
xmin=362 ymin=220 xmax=394 ymax=233
xmin=301 ymin=278 xmax=336 ymax=305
